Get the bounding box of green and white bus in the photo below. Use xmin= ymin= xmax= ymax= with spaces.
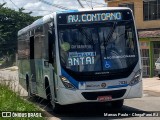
xmin=18 ymin=7 xmax=142 ymax=110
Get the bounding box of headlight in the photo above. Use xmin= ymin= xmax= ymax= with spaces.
xmin=129 ymin=70 xmax=141 ymax=86
xmin=59 ymin=76 xmax=75 ymax=89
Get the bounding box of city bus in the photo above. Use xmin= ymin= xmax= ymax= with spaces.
xmin=18 ymin=7 xmax=142 ymax=111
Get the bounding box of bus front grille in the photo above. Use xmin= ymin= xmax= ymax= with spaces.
xmin=81 ymin=89 xmax=126 ymax=100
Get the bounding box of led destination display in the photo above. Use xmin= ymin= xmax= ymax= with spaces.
xmin=67 ymin=12 xmax=122 ymax=23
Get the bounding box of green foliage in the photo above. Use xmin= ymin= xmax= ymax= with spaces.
xmin=0 ymin=3 xmax=39 ymax=58
xmin=139 ymin=37 xmax=151 ymax=41
xmin=0 ymin=84 xmax=45 ymax=120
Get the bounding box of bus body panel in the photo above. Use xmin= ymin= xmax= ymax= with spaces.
xmin=126 ymin=81 xmax=142 ymax=99
xmin=56 ymin=61 xmax=142 ymax=105
xmin=34 ymin=59 xmax=50 ymax=98
xmin=57 ymin=81 xmax=142 ymax=105
xmin=18 ymin=59 xmax=30 ymax=90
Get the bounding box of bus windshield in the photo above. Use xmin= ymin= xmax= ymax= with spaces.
xmin=58 ymin=20 xmax=138 ymax=74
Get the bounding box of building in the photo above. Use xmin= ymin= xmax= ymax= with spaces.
xmin=105 ymin=0 xmax=160 ymax=77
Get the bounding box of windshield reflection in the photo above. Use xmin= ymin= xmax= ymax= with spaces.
xmin=59 ymin=21 xmax=138 ymax=73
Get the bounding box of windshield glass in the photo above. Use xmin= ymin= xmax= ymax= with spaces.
xmin=58 ymin=21 xmax=138 ymax=73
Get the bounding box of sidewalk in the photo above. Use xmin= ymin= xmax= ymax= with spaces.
xmin=143 ymin=77 xmax=160 ymax=92
xmin=0 ymin=66 xmax=160 ymax=94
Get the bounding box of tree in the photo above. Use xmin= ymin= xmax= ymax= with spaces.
xmin=0 ymin=3 xmax=39 ymax=59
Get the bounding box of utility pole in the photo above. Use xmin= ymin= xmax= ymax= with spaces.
xmin=77 ymin=0 xmax=84 ymax=8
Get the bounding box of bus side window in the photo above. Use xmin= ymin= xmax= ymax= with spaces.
xmin=18 ymin=33 xmax=30 ymax=60
xmin=34 ymin=26 xmax=44 ymax=59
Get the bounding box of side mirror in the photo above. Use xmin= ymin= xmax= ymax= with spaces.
xmin=48 ymin=30 xmax=55 ymax=64
xmin=44 ymin=60 xmax=49 ymax=67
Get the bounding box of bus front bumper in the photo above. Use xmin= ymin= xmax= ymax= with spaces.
xmin=56 ymin=81 xmax=142 ymax=105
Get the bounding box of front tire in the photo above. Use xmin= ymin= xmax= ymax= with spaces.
xmin=111 ymin=99 xmax=124 ymax=109
xmin=45 ymin=82 xmax=51 ymax=101
xmin=51 ymin=101 xmax=63 ymax=113
xmin=45 ymin=80 xmax=62 ymax=112
xmin=26 ymin=76 xmax=33 ymax=97
xmin=158 ymin=74 xmax=160 ymax=78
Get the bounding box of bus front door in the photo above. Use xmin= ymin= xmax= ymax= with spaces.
xmin=30 ymin=36 xmax=38 ymax=94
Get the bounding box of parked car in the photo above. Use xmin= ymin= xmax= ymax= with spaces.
xmin=155 ymin=57 xmax=160 ymax=78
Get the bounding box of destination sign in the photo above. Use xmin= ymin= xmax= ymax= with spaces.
xmin=67 ymin=12 xmax=122 ymax=23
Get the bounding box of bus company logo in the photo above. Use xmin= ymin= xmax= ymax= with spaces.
xmin=101 ymin=83 xmax=106 ymax=88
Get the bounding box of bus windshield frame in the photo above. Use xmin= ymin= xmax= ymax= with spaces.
xmin=57 ymin=10 xmax=139 ymax=81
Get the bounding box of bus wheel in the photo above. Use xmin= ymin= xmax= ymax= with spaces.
xmin=26 ymin=76 xmax=33 ymax=97
xmin=45 ymin=80 xmax=51 ymax=101
xmin=45 ymin=79 xmax=62 ymax=112
xmin=111 ymin=99 xmax=124 ymax=109
xmin=51 ymin=101 xmax=62 ymax=113
xmin=158 ymin=74 xmax=160 ymax=78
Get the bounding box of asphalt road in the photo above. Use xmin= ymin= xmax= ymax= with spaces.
xmin=1 ymin=67 xmax=160 ymax=120
xmin=26 ymin=90 xmax=160 ymax=120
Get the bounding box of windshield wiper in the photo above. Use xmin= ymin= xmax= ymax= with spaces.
xmin=104 ymin=22 xmax=116 ymax=46
xmin=102 ymin=22 xmax=116 ymax=61
xmin=78 ymin=27 xmax=95 ymax=51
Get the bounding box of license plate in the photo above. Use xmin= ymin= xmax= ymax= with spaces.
xmin=97 ymin=96 xmax=112 ymax=102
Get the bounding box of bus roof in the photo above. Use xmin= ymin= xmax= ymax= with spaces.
xmin=18 ymin=7 xmax=131 ymax=36
xmin=18 ymin=13 xmax=54 ymax=36
xmin=56 ymin=7 xmax=131 ymax=14
xmin=79 ymin=7 xmax=131 ymax=12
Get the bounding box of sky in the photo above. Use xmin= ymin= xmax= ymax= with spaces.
xmin=0 ymin=0 xmax=107 ymax=16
